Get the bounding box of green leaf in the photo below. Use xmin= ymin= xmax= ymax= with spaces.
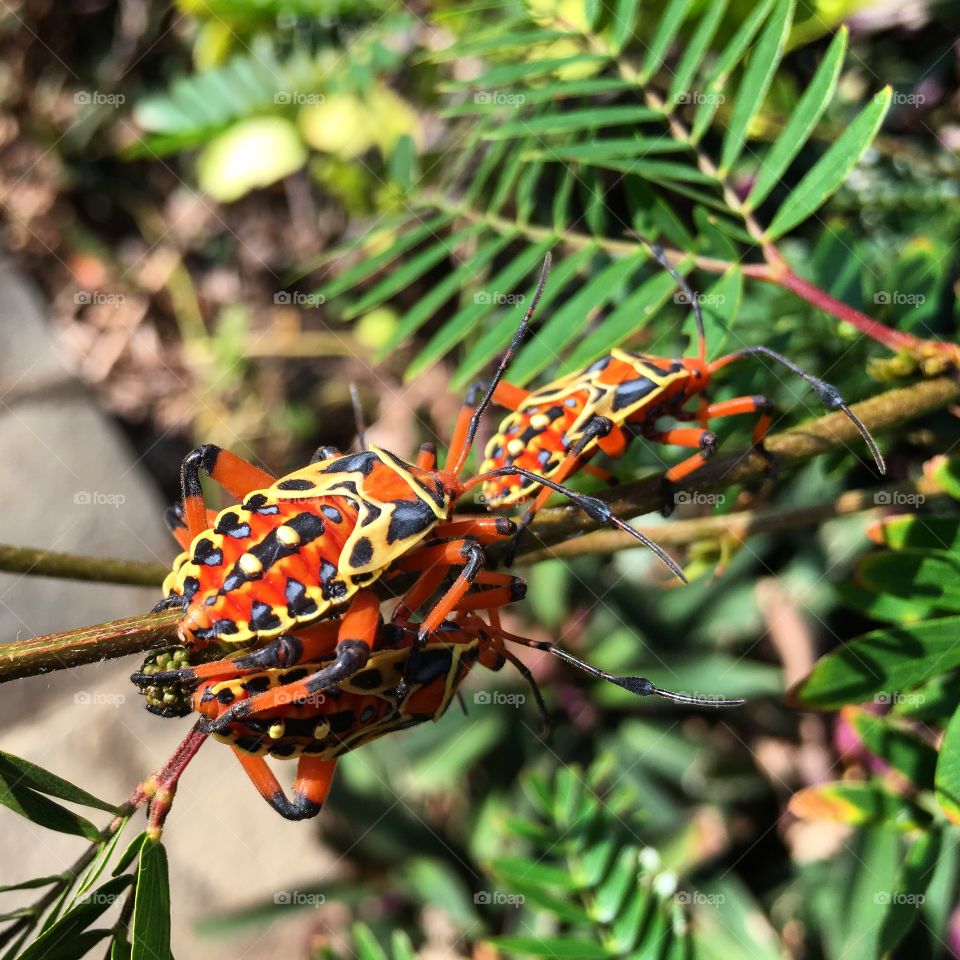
xmin=719 ymin=0 xmax=793 ymax=174
xmin=0 ymin=876 xmax=61 ymax=893
xmin=639 ymin=0 xmax=694 ymax=83
xmin=406 ymin=239 xmax=555 ymax=382
xmin=877 ymin=831 xmax=942 ymax=954
xmin=342 ymin=223 xmax=486 ymax=320
xmin=482 ymin=106 xmax=659 ymax=139
xmin=935 ymin=707 xmax=960 ymax=824
xmin=846 ymin=708 xmax=938 ymax=788
xmin=450 ymin=55 xmax=610 ymax=89
xmin=0 ymin=753 xmax=120 ymax=814
xmin=592 ymin=847 xmax=637 ymax=923
xmin=439 ymin=79 xmax=635 ymax=116
xmin=666 ymin=0 xmax=728 ymax=111
xmin=131 ymin=840 xmax=171 ymax=960
xmin=0 ymin=774 xmax=100 ymax=840
xmin=788 ymin=781 xmax=930 ymax=831
xmin=790 ymin=617 xmax=960 ymax=710
xmin=766 ymin=88 xmax=892 ymax=239
xmin=510 ymin=253 xmax=648 ymax=384
xmin=75 ymin=819 xmax=130 ymax=901
xmin=746 ymin=27 xmax=847 ymax=208
xmin=691 ymin=0 xmax=777 ymax=142
xmin=869 ymin=515 xmax=960 ymax=552
xmin=558 ymin=265 xmax=682 ymax=373
xmin=453 ymin=244 xmax=596 ymax=388
xmin=491 ymin=857 xmax=580 ymax=892
xmin=314 ymin=214 xmax=453 ymax=302
xmin=20 ymin=929 xmax=113 ymax=960
xmin=431 ymin=29 xmax=573 ymax=61
xmin=610 ymin=0 xmax=639 ymax=54
xmin=856 ymin=549 xmax=960 ymax=612
xmin=487 ymin=936 xmax=611 ymax=959
xmin=378 ymin=232 xmax=516 ymax=359
xmin=113 ymin=832 xmax=149 ymax=878
xmin=352 ymin=923 xmax=389 ymax=960
xmin=525 ymin=138 xmax=689 ymax=162
xmin=17 ymin=876 xmax=132 ymax=960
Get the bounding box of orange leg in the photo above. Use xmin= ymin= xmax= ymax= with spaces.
xmin=446 ymin=380 xmax=530 ymax=472
xmin=232 ymin=750 xmax=337 ymax=821
xmin=416 ymin=442 xmax=438 ymax=470
xmin=165 ymin=502 xmax=219 ymax=551
xmin=504 ymin=417 xmax=628 ymax=565
xmin=180 ymin=444 xmax=277 ymax=540
xmin=200 ymin=591 xmax=380 ymax=731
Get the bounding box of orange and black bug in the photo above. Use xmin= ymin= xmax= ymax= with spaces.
xmin=154 ymin=253 xmax=687 ymax=694
xmin=134 ymin=608 xmax=742 ymax=823
xmin=475 ymin=246 xmax=886 ymax=555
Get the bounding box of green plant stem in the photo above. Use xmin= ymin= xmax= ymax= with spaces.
xmin=0 ymin=610 xmax=180 ymax=682
xmin=516 ymin=474 xmax=945 ymax=564
xmin=0 ymin=544 xmax=168 ymax=588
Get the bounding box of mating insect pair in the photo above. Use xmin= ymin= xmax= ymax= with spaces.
xmin=134 ymin=600 xmax=734 ymax=826
xmin=135 ymin=254 xmax=742 ymax=825
xmin=476 ymin=246 xmax=886 ymax=558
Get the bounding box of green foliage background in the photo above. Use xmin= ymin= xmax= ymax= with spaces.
xmin=1 ymin=0 xmax=960 ymax=958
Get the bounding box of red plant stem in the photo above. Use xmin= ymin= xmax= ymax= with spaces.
xmin=744 ymin=262 xmax=954 ymax=357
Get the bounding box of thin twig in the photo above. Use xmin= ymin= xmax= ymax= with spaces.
xmin=515 ymin=474 xmax=946 ymax=563
xmin=0 ymin=544 xmax=168 ymax=588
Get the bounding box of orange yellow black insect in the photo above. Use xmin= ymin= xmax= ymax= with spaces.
xmin=477 ymin=246 xmax=886 ymax=552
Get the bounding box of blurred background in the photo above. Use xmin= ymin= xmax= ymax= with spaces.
xmin=1 ymin=0 xmax=959 ymax=957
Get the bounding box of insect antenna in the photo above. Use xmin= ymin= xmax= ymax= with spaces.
xmin=463 ymin=465 xmax=687 ymax=582
xmin=644 ymin=242 xmax=707 ymax=362
xmin=451 ymin=252 xmax=553 ymax=476
xmin=499 ymin=629 xmax=743 ymax=707
xmin=349 ymin=382 xmax=368 ymax=452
